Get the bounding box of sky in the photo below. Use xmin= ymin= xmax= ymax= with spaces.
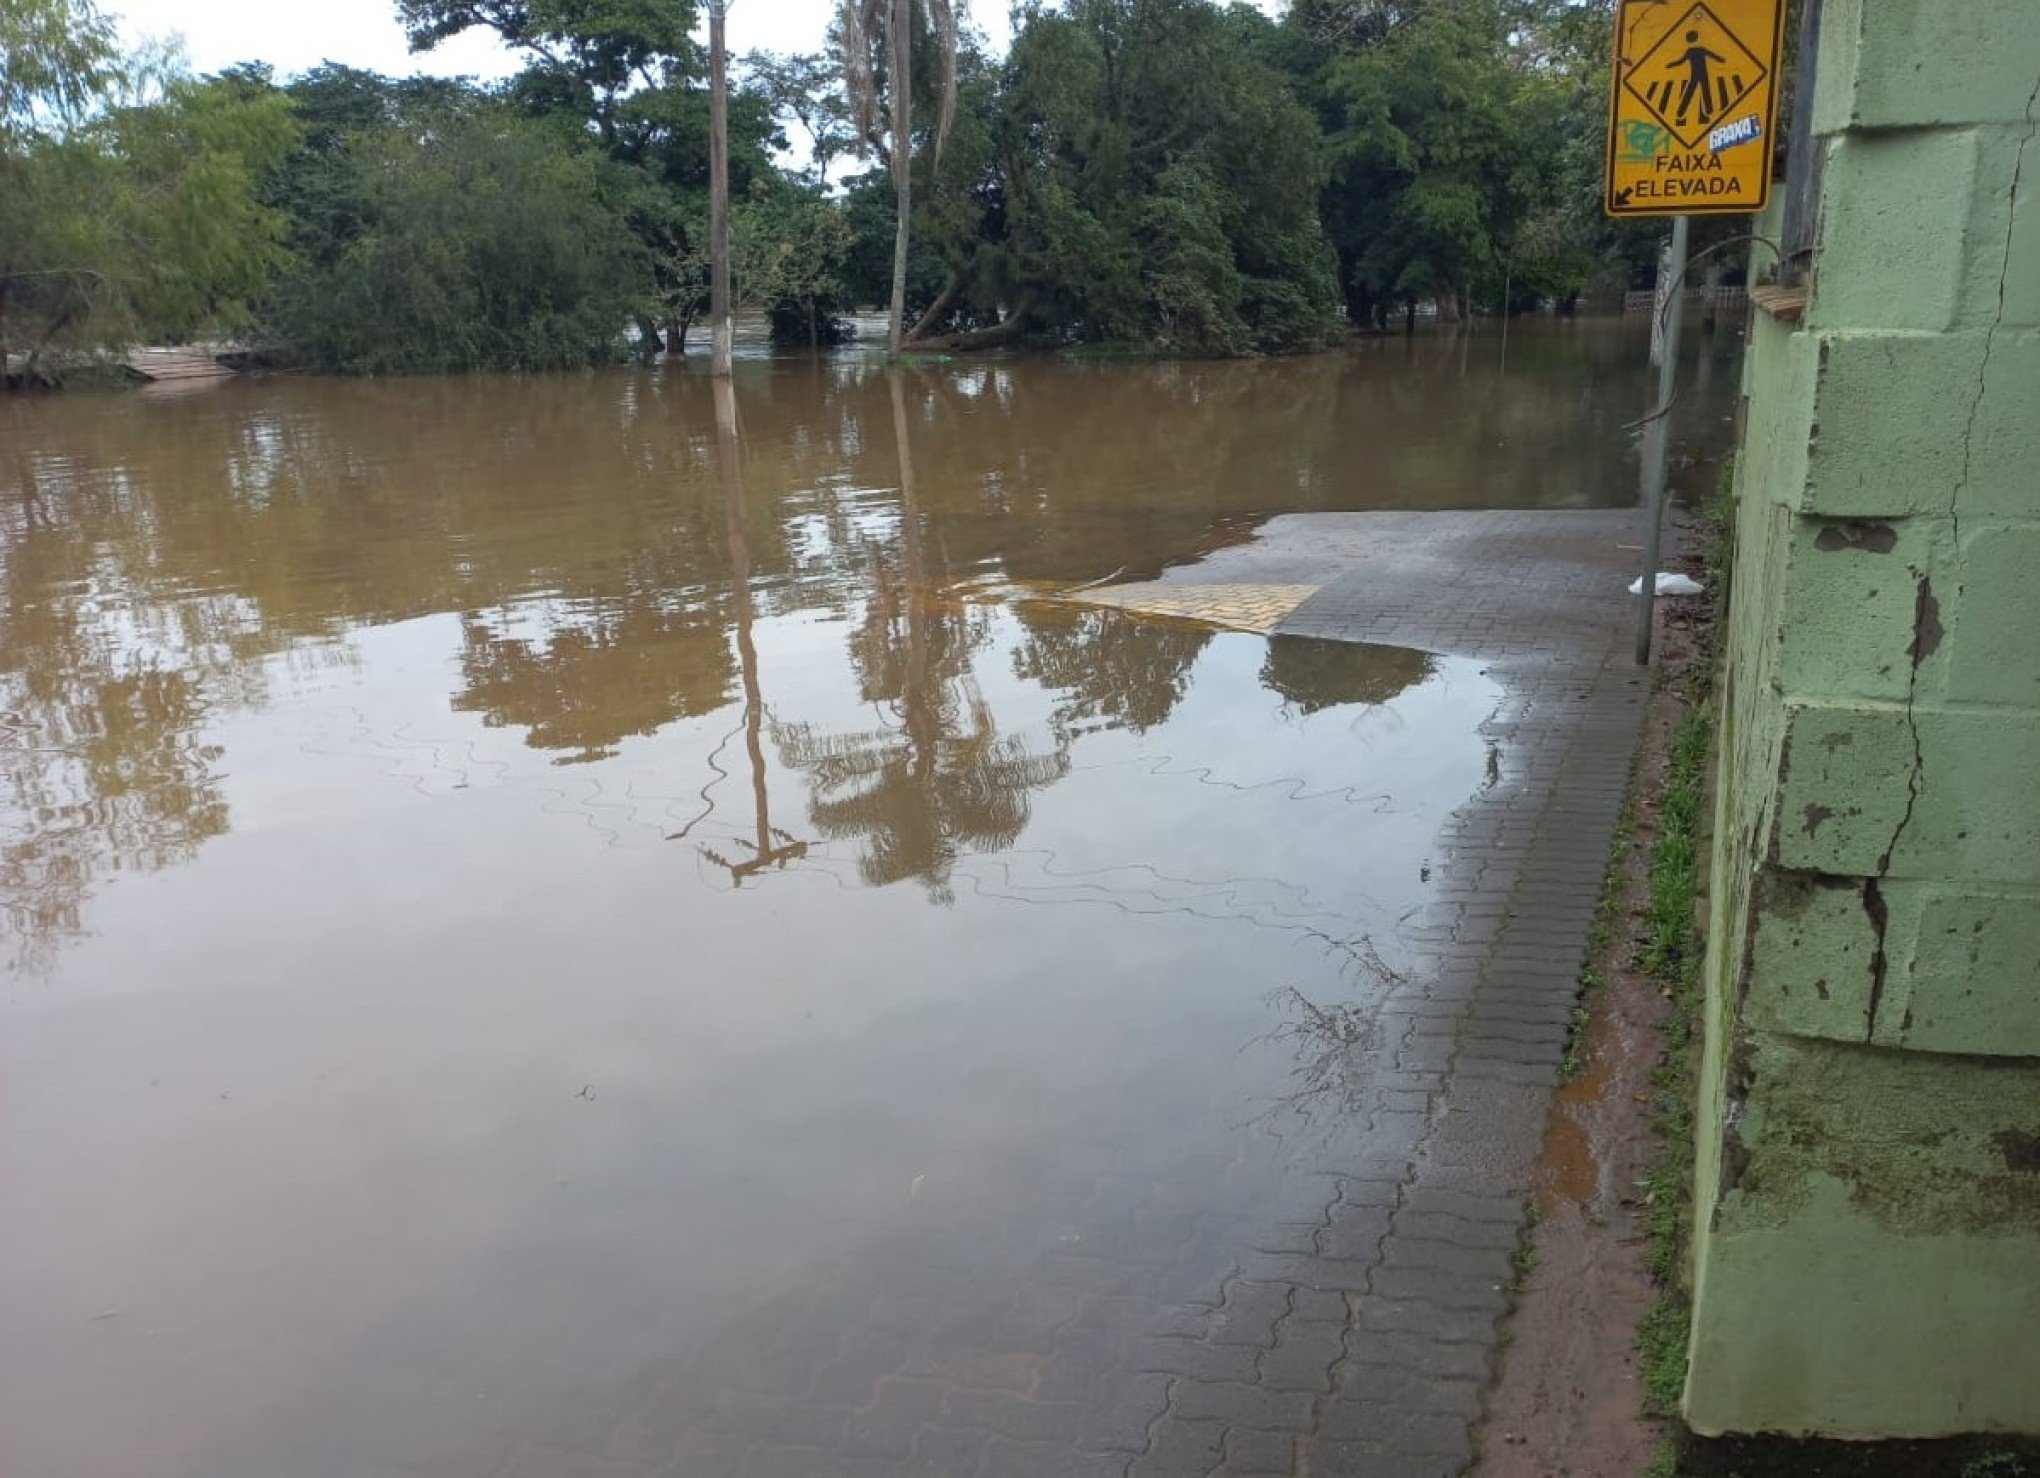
xmin=106 ymin=0 xmax=1015 ymax=81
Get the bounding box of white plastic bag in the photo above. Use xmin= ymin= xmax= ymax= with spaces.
xmin=1627 ymin=572 xmax=1705 ymax=596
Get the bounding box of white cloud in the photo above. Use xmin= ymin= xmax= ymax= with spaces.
xmin=105 ymin=0 xmax=1015 ymax=82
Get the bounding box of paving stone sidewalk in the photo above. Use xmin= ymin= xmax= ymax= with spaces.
xmin=436 ymin=511 xmax=1660 ymax=1478
xmin=1132 ymin=510 xmax=1660 ymax=1476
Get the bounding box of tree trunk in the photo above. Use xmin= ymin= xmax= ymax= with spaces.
xmin=905 ymin=295 xmax=1036 ymax=352
xmin=902 ymin=271 xmax=965 ymax=345
xmin=1403 ymin=300 xmax=1417 ymax=336
xmin=708 ymin=0 xmax=734 ymax=377
xmin=886 ymin=0 xmax=913 ymax=357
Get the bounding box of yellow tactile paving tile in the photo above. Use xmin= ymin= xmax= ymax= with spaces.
xmin=1043 ymin=582 xmax=1321 ymax=634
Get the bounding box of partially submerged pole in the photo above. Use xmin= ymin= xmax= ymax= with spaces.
xmin=708 ymin=0 xmax=734 ymax=378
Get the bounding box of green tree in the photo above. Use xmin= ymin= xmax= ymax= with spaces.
xmin=994 ymin=0 xmax=1341 ymax=353
xmin=398 ymin=0 xmax=781 ymax=357
xmin=837 ymin=0 xmax=962 ymax=352
xmin=262 ymin=98 xmax=646 ymax=373
xmin=743 ymin=49 xmax=854 ymax=185
xmin=1303 ymin=0 xmax=1528 ymax=328
xmin=0 ymin=0 xmax=120 ymax=138
xmin=2 ymin=2 xmax=297 ymax=381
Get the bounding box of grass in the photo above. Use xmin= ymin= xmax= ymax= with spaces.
xmin=1636 ymin=697 xmax=1712 ymax=1428
xmin=1634 ymin=465 xmax=1725 ymax=1463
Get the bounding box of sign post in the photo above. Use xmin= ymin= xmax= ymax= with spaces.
xmin=1605 ymin=0 xmax=1785 ymax=663
xmin=1636 ymin=215 xmax=1688 ymax=666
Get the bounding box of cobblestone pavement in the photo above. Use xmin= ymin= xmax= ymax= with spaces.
xmin=422 ymin=511 xmax=1655 ymax=1478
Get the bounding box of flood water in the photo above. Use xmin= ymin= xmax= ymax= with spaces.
xmin=1 ymin=321 xmax=1738 ymax=1477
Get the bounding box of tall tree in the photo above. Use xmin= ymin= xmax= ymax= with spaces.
xmin=742 ymin=50 xmax=854 ymax=185
xmin=836 ymin=0 xmax=960 ymax=352
xmin=993 ymin=0 xmax=1340 ymax=353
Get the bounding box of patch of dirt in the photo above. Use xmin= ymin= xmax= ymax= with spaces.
xmin=1472 ymin=529 xmax=1713 ymax=1478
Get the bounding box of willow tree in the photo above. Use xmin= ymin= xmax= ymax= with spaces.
xmin=837 ymin=0 xmax=959 ymax=353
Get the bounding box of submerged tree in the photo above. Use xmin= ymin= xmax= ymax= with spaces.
xmin=836 ymin=0 xmax=961 ymax=352
xmin=1 ymin=0 xmax=296 ymax=379
xmin=263 ymin=96 xmax=647 ymax=373
xmin=995 ymin=0 xmax=1341 ymax=353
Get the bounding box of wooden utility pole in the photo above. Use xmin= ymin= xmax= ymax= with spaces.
xmin=708 ymin=0 xmax=734 ymax=377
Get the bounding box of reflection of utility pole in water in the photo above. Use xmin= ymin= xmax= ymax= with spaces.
xmin=702 ymin=376 xmax=808 ymax=883
xmin=890 ymin=369 xmax=935 ymax=774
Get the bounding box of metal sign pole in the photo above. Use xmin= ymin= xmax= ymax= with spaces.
xmin=1636 ymin=212 xmax=1689 ymax=666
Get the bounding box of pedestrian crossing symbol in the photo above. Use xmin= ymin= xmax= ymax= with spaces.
xmin=1604 ymin=0 xmax=1786 ymax=218
xmin=1627 ymin=4 xmax=1765 ymax=147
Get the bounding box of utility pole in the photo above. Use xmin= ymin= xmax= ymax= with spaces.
xmin=1635 ymin=213 xmax=1687 ymax=667
xmin=708 ymin=0 xmax=734 ymax=378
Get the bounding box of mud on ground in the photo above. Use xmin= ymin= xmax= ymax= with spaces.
xmin=1471 ymin=531 xmax=1714 ymax=1478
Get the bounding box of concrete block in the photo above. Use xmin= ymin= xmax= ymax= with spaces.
xmin=1798 ymin=330 xmax=1986 ymax=517
xmin=1812 ymin=131 xmax=1979 ymax=332
xmin=1687 ymin=1181 xmax=2040 ymax=1437
xmin=1737 ymin=316 xmax=1818 ymax=512
xmin=1953 ymin=136 xmax=2032 ymax=333
xmin=1812 ymin=0 xmax=2040 ymax=132
xmin=1896 ymin=890 xmax=2040 ymax=1057
xmin=1905 ymin=707 xmax=2040 ymax=885
xmin=1943 ymin=522 xmax=2040 ymax=707
xmin=1772 ymin=703 xmax=2040 ymax=885
xmin=1778 ymin=514 xmax=1940 ymax=703
xmin=1770 ymin=702 xmax=1917 ymax=876
xmin=1957 ymin=328 xmax=2040 ymax=521
xmin=1740 ymin=870 xmax=1876 ymax=1041
xmin=2002 ymin=144 xmax=2040 ymax=330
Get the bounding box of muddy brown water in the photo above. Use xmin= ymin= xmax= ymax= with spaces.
xmin=1 ymin=322 xmax=1738 ymax=1477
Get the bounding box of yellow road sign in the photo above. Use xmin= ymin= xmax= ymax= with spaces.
xmin=1605 ymin=0 xmax=1786 ymax=217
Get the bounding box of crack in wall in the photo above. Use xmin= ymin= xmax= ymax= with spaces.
xmin=1864 ymin=574 xmax=1936 ymax=1040
xmin=1951 ymin=73 xmax=2040 ymax=541
xmin=1862 ymin=875 xmax=1891 ymax=1039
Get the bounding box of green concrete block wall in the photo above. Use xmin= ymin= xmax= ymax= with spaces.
xmin=1686 ymin=0 xmax=2040 ymax=1439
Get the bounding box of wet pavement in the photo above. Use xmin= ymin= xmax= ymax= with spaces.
xmin=2 ymin=326 xmax=1721 ymax=1477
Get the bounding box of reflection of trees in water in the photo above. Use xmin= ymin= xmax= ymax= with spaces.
xmin=774 ymin=374 xmax=1069 ymax=902
xmin=1 ymin=332 xmax=1683 ymax=954
xmin=776 ymin=681 xmax=1068 ymax=902
xmin=0 ymin=468 xmax=306 ymax=967
xmin=1012 ymin=606 xmax=1213 ymax=739
xmin=2 ymin=658 xmax=231 ymax=972
xmin=1258 ymin=635 xmax=1432 ymax=714
xmin=1253 ymin=950 xmax=1408 ymax=1138
xmin=453 ymin=601 xmax=734 ymax=764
